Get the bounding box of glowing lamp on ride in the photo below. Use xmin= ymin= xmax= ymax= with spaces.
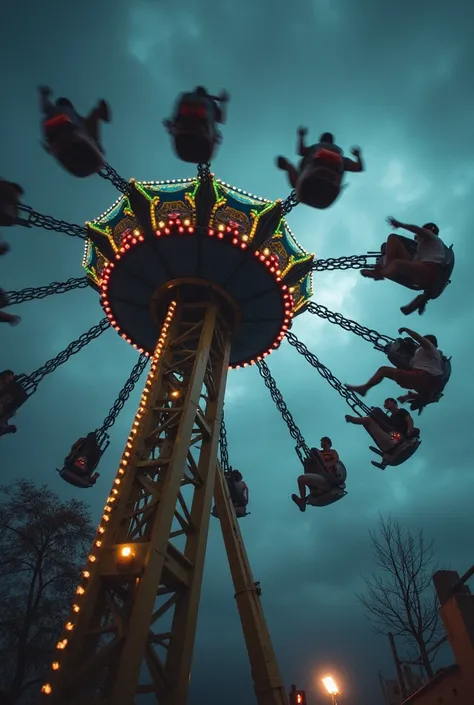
xmin=116 ymin=545 xmax=136 ymax=572
xmin=82 ymin=175 xmax=314 ymax=369
xmin=295 ymin=691 xmax=306 ymax=705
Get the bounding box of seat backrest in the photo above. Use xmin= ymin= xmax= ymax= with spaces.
xmin=333 ymin=461 xmax=347 ymax=484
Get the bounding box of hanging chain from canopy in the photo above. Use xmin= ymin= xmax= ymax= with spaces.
xmin=17 ymin=205 xmax=86 ymax=239
xmin=306 ymin=302 xmax=394 ymax=352
xmin=256 ymin=359 xmax=310 ymax=463
xmin=219 ymin=410 xmax=230 ymax=473
xmin=5 ymin=277 xmax=89 ymax=306
xmin=17 ymin=318 xmax=110 ymax=395
xmin=285 ymin=331 xmax=372 ymax=416
xmin=95 ymin=353 xmax=149 ymax=445
xmin=281 ymin=190 xmax=299 ymax=215
xmin=312 ymin=252 xmax=379 ymax=272
xmin=98 ymin=162 xmax=132 ymax=195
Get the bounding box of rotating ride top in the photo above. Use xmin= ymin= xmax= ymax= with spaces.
xmin=0 ymin=83 xmax=454 ymax=705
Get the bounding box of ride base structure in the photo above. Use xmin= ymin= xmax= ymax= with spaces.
xmin=41 ymin=169 xmax=313 ymax=705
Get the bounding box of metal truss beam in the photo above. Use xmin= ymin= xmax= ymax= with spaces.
xmin=214 ymin=469 xmax=289 ymax=705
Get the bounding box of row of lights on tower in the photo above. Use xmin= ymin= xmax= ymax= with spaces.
xmin=40 ymin=302 xmax=178 ymax=697
xmin=98 ymin=220 xmax=295 ymax=368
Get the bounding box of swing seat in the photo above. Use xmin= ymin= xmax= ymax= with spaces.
xmin=296 ymin=152 xmax=343 ymax=209
xmin=43 ymin=114 xmax=105 ymax=177
xmin=0 ymin=180 xmax=23 ymax=226
xmin=366 ymin=409 xmax=421 ymax=468
xmin=58 ymin=465 xmax=99 ymax=488
xmin=408 ymin=357 xmax=452 ymax=414
xmin=386 ymin=337 xmax=418 ymax=370
xmin=306 ymin=483 xmax=347 ymax=507
xmin=165 ymin=94 xmax=219 ymax=163
xmin=0 ymin=378 xmax=28 ymax=420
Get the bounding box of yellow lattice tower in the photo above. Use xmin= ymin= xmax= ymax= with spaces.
xmin=41 ymin=283 xmax=289 ymax=705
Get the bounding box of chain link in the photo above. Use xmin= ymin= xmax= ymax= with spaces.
xmin=281 ymin=190 xmax=299 ymax=215
xmin=197 ymin=162 xmax=212 ymax=182
xmin=98 ymin=162 xmax=132 ymax=195
xmin=96 ymin=353 xmax=149 ymax=443
xmin=306 ymin=302 xmax=394 ymax=352
xmin=4 ymin=277 xmax=89 ymax=306
xmin=256 ymin=359 xmax=310 ymax=459
xmin=17 ymin=205 xmax=86 ymax=239
xmin=219 ymin=410 xmax=230 ymax=473
xmin=285 ymin=331 xmax=372 ymax=416
xmin=17 ymin=318 xmax=110 ymax=395
xmin=312 ymin=253 xmax=379 ymax=272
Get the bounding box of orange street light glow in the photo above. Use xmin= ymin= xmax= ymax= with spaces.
xmin=322 ymin=676 xmax=339 ymax=695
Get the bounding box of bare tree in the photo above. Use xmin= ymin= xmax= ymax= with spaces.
xmin=0 ymin=479 xmax=95 ymax=705
xmin=358 ymin=516 xmax=443 ymax=679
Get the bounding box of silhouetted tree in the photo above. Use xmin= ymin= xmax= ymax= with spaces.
xmin=0 ymin=479 xmax=95 ymax=705
xmin=358 ymin=516 xmax=443 ymax=680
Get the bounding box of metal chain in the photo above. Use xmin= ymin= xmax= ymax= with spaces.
xmin=219 ymin=410 xmax=230 ymax=473
xmin=197 ymin=162 xmax=212 ymax=182
xmin=4 ymin=277 xmax=89 ymax=306
xmin=17 ymin=318 xmax=110 ymax=395
xmin=281 ymin=190 xmax=299 ymax=215
xmin=285 ymin=331 xmax=372 ymax=416
xmin=256 ymin=359 xmax=310 ymax=459
xmin=96 ymin=353 xmax=149 ymax=443
xmin=17 ymin=205 xmax=86 ymax=239
xmin=312 ymin=253 xmax=379 ymax=272
xmin=306 ymin=302 xmax=394 ymax=352
xmin=98 ymin=162 xmax=132 ymax=195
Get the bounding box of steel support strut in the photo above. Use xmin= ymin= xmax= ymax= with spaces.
xmin=44 ymin=289 xmax=233 ymax=705
xmin=214 ymin=468 xmax=289 ymax=705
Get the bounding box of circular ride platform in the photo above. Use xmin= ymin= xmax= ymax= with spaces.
xmin=83 ymin=175 xmax=314 ymax=368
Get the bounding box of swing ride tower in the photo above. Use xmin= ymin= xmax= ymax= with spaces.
xmin=40 ymin=166 xmax=315 ymax=705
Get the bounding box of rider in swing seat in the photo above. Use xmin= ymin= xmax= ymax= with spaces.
xmin=345 ymin=397 xmax=419 ymax=467
xmin=62 ymin=432 xmax=101 ymax=484
xmin=163 ymin=86 xmax=230 ymax=163
xmin=361 ymin=216 xmax=452 ymax=315
xmin=291 ymin=437 xmax=341 ymax=512
xmin=276 ymin=129 xmax=364 ymax=208
xmin=346 ymin=327 xmax=446 ymax=402
xmin=39 ymin=86 xmax=110 ymax=176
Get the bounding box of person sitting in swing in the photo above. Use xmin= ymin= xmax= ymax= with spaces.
xmin=345 ymin=397 xmax=417 ymax=452
xmin=361 ymin=217 xmax=450 ymax=314
xmin=276 ymin=129 xmax=364 ymax=201
xmin=291 ymin=437 xmax=341 ymax=512
xmin=39 ymin=86 xmax=111 ymax=153
xmin=346 ymin=327 xmax=445 ymax=399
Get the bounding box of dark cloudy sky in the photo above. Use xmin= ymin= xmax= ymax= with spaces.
xmin=1 ymin=0 xmax=474 ymax=703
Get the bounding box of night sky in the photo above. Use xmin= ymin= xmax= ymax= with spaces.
xmin=1 ymin=1 xmax=474 ymax=703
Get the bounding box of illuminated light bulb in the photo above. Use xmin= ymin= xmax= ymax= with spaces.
xmin=178 ymin=227 xmax=184 ymax=233
xmin=83 ymin=570 xmax=90 ymax=578
xmin=102 ymin=515 xmax=110 ymax=522
xmin=52 ymin=662 xmax=60 ymax=671
xmin=41 ymin=684 xmax=52 ymax=694
xmin=114 ymin=479 xmax=121 ymax=485
xmin=184 ymin=218 xmax=190 ymax=226
xmin=155 ymin=230 xmax=161 ymax=236
xmin=65 ymin=622 xmax=74 ymax=631
xmin=158 ymin=221 xmax=165 ymax=228
xmin=76 ymin=586 xmax=85 ymax=595
xmin=95 ymin=540 xmax=102 ymax=548
xmin=164 ymin=228 xmax=170 ymax=235
xmin=232 ymin=238 xmax=238 ymax=244
xmin=56 ymin=639 xmax=68 ymax=649
xmin=121 ymin=546 xmax=133 ymax=557
xmin=98 ymin=527 xmax=105 ymax=534
xmin=218 ymin=224 xmax=225 ymax=231
xmin=112 ymin=488 xmax=119 ymax=495
xmin=218 ymin=232 xmax=224 ymax=239
xmin=263 ymin=248 xmax=270 ymax=255
xmin=171 ymin=390 xmax=180 ymax=398
xmin=88 ymin=555 xmax=97 ymax=563
xmin=118 ymin=469 xmax=125 ymax=475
